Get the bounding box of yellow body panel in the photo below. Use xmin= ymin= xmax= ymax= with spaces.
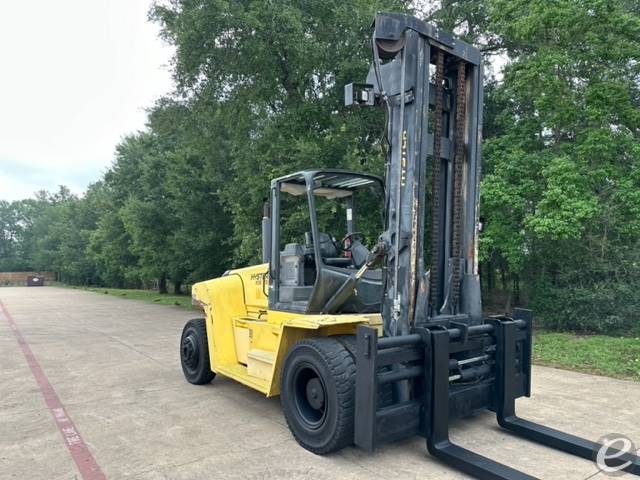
xmin=192 ymin=263 xmax=382 ymax=397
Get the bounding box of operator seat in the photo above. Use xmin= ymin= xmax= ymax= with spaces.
xmin=316 ymin=232 xmax=352 ymax=268
xmin=349 ymin=240 xmax=370 ymax=268
xmin=306 ymin=232 xmax=382 ymax=314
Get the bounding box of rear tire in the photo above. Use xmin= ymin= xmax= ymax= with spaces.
xmin=180 ymin=318 xmax=215 ymax=385
xmin=281 ymin=337 xmax=355 ymax=454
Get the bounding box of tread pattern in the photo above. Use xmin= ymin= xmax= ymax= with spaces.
xmin=181 ymin=318 xmax=215 ymax=385
xmin=282 ymin=337 xmax=356 ymax=454
xmin=334 ymin=335 xmax=394 ymax=408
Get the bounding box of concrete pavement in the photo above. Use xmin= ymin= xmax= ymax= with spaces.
xmin=0 ymin=286 xmax=638 ymax=479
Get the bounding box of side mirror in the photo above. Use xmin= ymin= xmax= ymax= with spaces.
xmin=345 ymin=83 xmax=375 ymax=107
xmin=478 ymin=217 xmax=486 ymax=234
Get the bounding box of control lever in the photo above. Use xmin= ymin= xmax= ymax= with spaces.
xmin=321 ymin=241 xmax=387 ymax=314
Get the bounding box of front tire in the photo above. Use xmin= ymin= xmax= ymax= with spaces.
xmin=180 ymin=318 xmax=216 ymax=385
xmin=281 ymin=337 xmax=355 ymax=454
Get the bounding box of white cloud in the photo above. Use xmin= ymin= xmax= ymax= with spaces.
xmin=0 ymin=0 xmax=174 ymax=200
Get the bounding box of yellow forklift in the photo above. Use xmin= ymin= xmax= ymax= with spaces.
xmin=180 ymin=13 xmax=640 ymax=479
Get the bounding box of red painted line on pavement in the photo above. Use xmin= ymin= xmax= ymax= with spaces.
xmin=0 ymin=300 xmax=106 ymax=480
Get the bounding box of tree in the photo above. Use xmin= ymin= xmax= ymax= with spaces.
xmin=0 ymin=200 xmax=23 ymax=271
xmin=150 ymin=98 xmax=234 ymax=285
xmin=481 ymin=0 xmax=640 ymax=333
xmin=100 ymin=133 xmax=174 ymax=292
xmin=151 ymin=0 xmax=409 ymax=265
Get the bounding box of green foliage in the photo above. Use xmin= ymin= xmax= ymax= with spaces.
xmin=89 ymin=208 xmax=138 ymax=287
xmin=0 ymin=200 xmax=26 ymax=271
xmin=481 ymin=0 xmax=640 ymax=334
xmin=29 ymin=193 xmax=100 ymax=285
xmin=150 ymin=0 xmax=407 ymax=265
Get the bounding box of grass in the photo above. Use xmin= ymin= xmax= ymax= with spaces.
xmin=534 ymin=331 xmax=640 ymax=381
xmin=72 ymin=286 xmax=639 ymax=382
xmin=77 ymin=287 xmax=197 ymax=309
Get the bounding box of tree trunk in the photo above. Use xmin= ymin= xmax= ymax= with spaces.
xmin=173 ymin=280 xmax=182 ymax=295
xmin=487 ymin=259 xmax=495 ymax=291
xmin=158 ymin=273 xmax=168 ymax=294
xmin=505 ymin=290 xmax=512 ymax=314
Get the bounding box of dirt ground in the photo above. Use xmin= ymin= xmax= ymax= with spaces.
xmin=1 ymin=287 xmax=638 ymax=479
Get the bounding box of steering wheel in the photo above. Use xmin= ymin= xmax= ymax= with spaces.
xmin=339 ymin=232 xmax=365 ymax=251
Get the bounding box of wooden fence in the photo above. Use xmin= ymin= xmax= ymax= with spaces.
xmin=0 ymin=272 xmax=57 ymax=285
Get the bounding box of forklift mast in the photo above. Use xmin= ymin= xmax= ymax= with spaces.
xmin=346 ymin=13 xmax=483 ymax=338
xmin=345 ymin=13 xmax=640 ymax=480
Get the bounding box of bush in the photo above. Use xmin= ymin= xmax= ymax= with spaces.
xmin=531 ymin=280 xmax=640 ymax=336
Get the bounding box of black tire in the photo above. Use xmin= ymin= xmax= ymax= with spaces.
xmin=334 ymin=335 xmax=394 ymax=408
xmin=281 ymin=337 xmax=356 ymax=454
xmin=180 ymin=318 xmax=216 ymax=385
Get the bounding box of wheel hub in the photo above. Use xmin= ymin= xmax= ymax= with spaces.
xmin=181 ymin=334 xmax=199 ymax=370
xmin=292 ymin=364 xmax=327 ymax=428
xmin=306 ymin=377 xmax=325 ymax=410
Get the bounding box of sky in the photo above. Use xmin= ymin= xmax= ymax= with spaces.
xmin=0 ymin=0 xmax=175 ymax=201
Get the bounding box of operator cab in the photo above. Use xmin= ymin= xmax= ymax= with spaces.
xmin=267 ymin=170 xmax=384 ymax=314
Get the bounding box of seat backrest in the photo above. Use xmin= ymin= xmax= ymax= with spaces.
xmin=317 ymin=232 xmax=338 ymax=258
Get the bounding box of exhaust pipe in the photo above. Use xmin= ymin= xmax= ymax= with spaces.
xmin=262 ymin=199 xmax=271 ymax=264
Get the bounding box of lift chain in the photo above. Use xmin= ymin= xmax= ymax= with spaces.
xmin=451 ymin=61 xmax=466 ymax=308
xmin=429 ymin=50 xmax=445 ymax=309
